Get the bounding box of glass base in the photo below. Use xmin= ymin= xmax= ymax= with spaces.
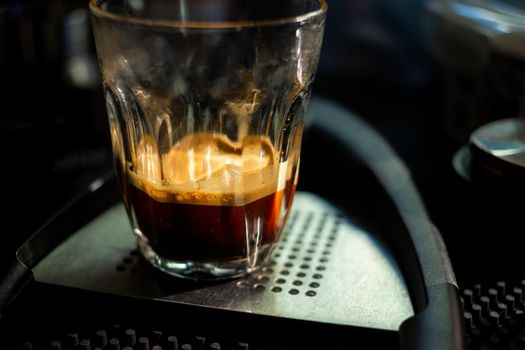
xmin=137 ymin=237 xmax=273 ymax=280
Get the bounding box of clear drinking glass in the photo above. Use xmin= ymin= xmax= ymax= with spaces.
xmin=89 ymin=0 xmax=327 ymax=280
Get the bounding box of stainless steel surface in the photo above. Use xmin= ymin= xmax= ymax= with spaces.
xmin=426 ymin=0 xmax=525 ymax=73
xmin=471 ymin=118 xmax=525 ymax=169
xmin=34 ymin=191 xmax=413 ymax=331
xmin=427 ymin=0 xmax=525 ymax=38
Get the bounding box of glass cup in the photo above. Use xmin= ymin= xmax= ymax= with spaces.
xmin=89 ymin=0 xmax=327 ymax=280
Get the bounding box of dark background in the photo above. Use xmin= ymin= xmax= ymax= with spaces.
xmin=0 ymin=0 xmax=521 ymax=287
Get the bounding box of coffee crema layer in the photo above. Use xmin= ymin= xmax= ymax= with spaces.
xmin=128 ymin=133 xmax=286 ymax=206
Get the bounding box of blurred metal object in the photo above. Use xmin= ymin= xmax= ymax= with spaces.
xmin=453 ymin=118 xmax=525 ymax=187
xmin=63 ymin=7 xmax=99 ymax=89
xmin=470 ymin=118 xmax=525 ymax=179
xmin=425 ymin=0 xmax=525 ymax=144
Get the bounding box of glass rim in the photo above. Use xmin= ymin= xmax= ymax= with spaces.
xmin=89 ymin=0 xmax=327 ymax=29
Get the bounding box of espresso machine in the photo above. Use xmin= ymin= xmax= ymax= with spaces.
xmin=0 ymin=96 xmax=465 ymax=349
xmin=2 ymin=0 xmax=525 ymax=349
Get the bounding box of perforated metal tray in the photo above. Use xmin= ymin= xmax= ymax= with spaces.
xmin=34 ymin=191 xmax=413 ymax=332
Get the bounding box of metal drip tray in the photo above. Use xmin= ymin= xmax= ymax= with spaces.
xmin=34 ymin=191 xmax=413 ymax=331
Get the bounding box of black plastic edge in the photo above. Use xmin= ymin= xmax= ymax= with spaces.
xmin=307 ymin=96 xmax=465 ymax=350
xmin=16 ymin=170 xmax=118 ymax=269
xmin=0 ymin=170 xmax=117 ymax=320
xmin=0 ymin=259 xmax=33 ymax=322
xmin=399 ymin=284 xmax=466 ymax=350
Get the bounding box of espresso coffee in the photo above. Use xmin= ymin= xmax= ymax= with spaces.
xmin=121 ymin=133 xmax=297 ymax=263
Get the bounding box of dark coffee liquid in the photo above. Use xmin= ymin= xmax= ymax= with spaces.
xmin=129 ymin=185 xmax=290 ymax=262
xmin=121 ymin=133 xmax=298 ymax=263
